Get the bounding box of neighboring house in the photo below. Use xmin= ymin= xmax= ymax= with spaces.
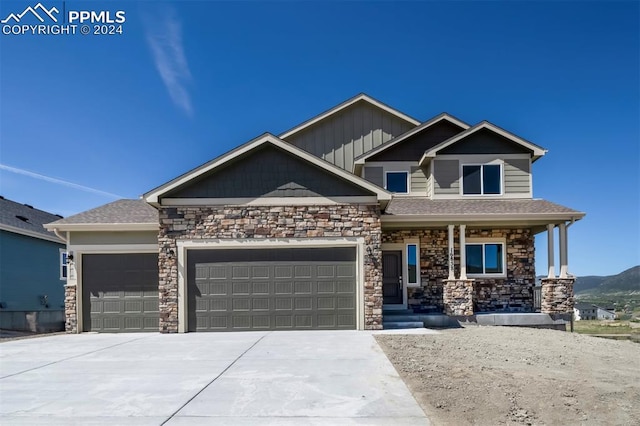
xmin=0 ymin=197 xmax=66 ymax=331
xmin=574 ymin=303 xmax=616 ymax=321
xmin=45 ymin=94 xmax=585 ymax=333
xmin=574 ymin=302 xmax=597 ymax=320
xmin=596 ymin=306 xmax=616 ymax=320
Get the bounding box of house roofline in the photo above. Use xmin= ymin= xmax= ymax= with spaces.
xmin=278 ymin=93 xmax=420 ymax=140
xmin=43 ymin=223 xmax=159 ymax=232
xmin=419 ymin=121 xmax=548 ymax=166
xmin=353 ymin=112 xmax=470 ymax=170
xmin=0 ymin=223 xmax=65 ymax=244
xmin=382 ymin=212 xmax=585 ymax=225
xmin=143 ymin=133 xmax=392 ymax=205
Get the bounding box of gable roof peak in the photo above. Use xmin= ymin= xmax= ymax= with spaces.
xmin=279 ymin=93 xmax=420 ymax=140
xmin=353 ymin=111 xmax=470 ymax=167
xmin=419 ymin=119 xmax=548 ymax=165
xmin=143 ymin=132 xmax=391 ymax=205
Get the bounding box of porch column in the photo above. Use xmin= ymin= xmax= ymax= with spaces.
xmin=447 ymin=224 xmax=455 ymax=280
xmin=547 ymin=224 xmax=555 ymax=278
xmin=459 ymin=224 xmax=467 ymax=280
xmin=559 ymin=222 xmax=569 ymax=278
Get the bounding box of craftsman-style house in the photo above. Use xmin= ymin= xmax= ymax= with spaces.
xmin=46 ymin=94 xmax=584 ymax=333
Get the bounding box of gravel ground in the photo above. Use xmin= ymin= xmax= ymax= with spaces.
xmin=376 ymin=327 xmax=640 ymax=426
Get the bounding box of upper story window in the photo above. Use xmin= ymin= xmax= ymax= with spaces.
xmin=462 ymin=164 xmax=502 ymax=195
xmin=385 ymin=171 xmax=409 ymax=194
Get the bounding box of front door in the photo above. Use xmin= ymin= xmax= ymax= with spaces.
xmin=382 ymin=251 xmax=403 ymax=305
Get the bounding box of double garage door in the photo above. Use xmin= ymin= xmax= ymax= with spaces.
xmin=82 ymin=248 xmax=357 ymax=332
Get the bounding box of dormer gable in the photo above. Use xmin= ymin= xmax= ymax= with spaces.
xmin=353 ymin=112 xmax=469 ymax=175
xmin=420 ymin=121 xmax=547 ymax=166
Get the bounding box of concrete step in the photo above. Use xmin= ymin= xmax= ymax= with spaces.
xmin=382 ymin=321 xmax=425 ymax=329
xmin=382 ymin=308 xmax=414 ymax=315
xmin=382 ymin=314 xmax=427 ymax=322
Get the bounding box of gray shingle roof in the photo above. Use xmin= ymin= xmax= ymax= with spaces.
xmin=0 ymin=197 xmax=64 ymax=240
xmin=384 ymin=198 xmax=584 ymax=216
xmin=47 ymin=199 xmax=158 ymax=225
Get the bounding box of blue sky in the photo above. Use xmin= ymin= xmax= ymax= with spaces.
xmin=0 ymin=1 xmax=638 ymax=276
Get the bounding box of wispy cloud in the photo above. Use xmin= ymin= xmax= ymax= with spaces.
xmin=143 ymin=7 xmax=193 ymax=115
xmin=0 ymin=163 xmax=124 ymax=199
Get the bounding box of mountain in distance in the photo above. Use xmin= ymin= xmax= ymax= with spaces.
xmin=574 ymin=265 xmax=640 ymax=295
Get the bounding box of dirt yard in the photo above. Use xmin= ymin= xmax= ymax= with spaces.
xmin=376 ymin=327 xmax=640 ymax=425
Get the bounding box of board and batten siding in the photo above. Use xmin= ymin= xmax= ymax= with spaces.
xmin=504 ymin=158 xmax=531 ymax=195
xmin=284 ymin=100 xmax=415 ymax=172
xmin=433 ymin=159 xmax=460 ymax=195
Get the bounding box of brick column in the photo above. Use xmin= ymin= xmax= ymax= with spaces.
xmin=540 ymin=278 xmax=575 ymax=314
xmin=64 ymin=284 xmax=77 ymax=333
xmin=443 ymin=279 xmax=474 ymax=316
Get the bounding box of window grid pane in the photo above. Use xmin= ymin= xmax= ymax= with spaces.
xmin=462 ymin=165 xmax=481 ymax=194
xmin=386 ymin=172 xmax=408 ymax=193
xmin=483 ymin=165 xmax=501 ymax=194
xmin=465 ymin=245 xmax=484 ymax=274
xmin=407 ymin=244 xmax=418 ymax=284
xmin=484 ymin=244 xmax=503 ymax=274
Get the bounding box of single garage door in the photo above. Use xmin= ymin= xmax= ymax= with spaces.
xmin=82 ymin=253 xmax=159 ymax=332
xmin=187 ymin=248 xmax=357 ymax=331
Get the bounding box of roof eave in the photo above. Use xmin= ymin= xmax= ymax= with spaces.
xmin=0 ymin=224 xmax=65 ymax=244
xmin=382 ymin=212 xmax=585 ymax=224
xmin=44 ymin=223 xmax=159 ymax=232
xmin=352 ymin=113 xmax=471 ymax=166
xmin=144 ymin=134 xmax=392 ymax=205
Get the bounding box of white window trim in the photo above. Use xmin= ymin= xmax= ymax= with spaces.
xmin=384 ymin=170 xmax=410 ymax=194
xmin=460 ymin=162 xmax=504 ymax=197
xmin=405 ymin=240 xmax=420 ymax=288
xmin=59 ymin=248 xmax=68 ymax=281
xmin=465 ymin=238 xmax=506 ymax=278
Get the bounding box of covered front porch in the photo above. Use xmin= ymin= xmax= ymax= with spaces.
xmin=379 ymin=199 xmax=585 ymax=329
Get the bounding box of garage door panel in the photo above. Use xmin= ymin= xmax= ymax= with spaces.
xmin=275 ymin=266 xmax=293 ymax=278
xmin=275 ymin=298 xmax=293 ymax=310
xmin=252 ymin=282 xmax=269 ymax=294
xmin=275 ymin=282 xmax=293 ymax=294
xmin=187 ymin=248 xmax=356 ymax=332
xmin=82 ymin=253 xmax=159 ymax=333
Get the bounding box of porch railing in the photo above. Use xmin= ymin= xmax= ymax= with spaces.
xmin=533 ymin=286 xmax=542 ymax=311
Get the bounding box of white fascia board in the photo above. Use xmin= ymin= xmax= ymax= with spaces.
xmin=382 ymin=212 xmax=585 ymax=224
xmin=422 ymin=122 xmax=547 ymax=162
xmin=0 ymin=224 xmax=65 ymax=244
xmin=145 ymin=134 xmax=391 ymax=204
xmin=353 ymin=114 xmax=471 ymax=167
xmin=161 ymin=196 xmax=379 ymax=206
xmin=279 ymin=94 xmax=420 ymax=140
xmin=44 ymin=223 xmax=158 ymax=231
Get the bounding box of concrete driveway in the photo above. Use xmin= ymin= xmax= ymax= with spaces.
xmin=0 ymin=331 xmax=429 ymax=425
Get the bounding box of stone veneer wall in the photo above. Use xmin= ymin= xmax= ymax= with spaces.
xmin=443 ymin=279 xmax=474 ymax=315
xmin=159 ymin=204 xmax=382 ymax=333
xmin=382 ymin=228 xmax=535 ymax=313
xmin=540 ymin=278 xmax=575 ymax=314
xmin=64 ymin=284 xmax=77 ymax=333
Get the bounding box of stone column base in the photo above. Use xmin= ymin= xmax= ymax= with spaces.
xmin=540 ymin=278 xmax=575 ymax=314
xmin=64 ymin=284 xmax=78 ymax=333
xmin=443 ymin=279 xmax=475 ymax=316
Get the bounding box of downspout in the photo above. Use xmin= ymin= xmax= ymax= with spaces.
xmin=52 ymin=228 xmax=67 ymax=243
